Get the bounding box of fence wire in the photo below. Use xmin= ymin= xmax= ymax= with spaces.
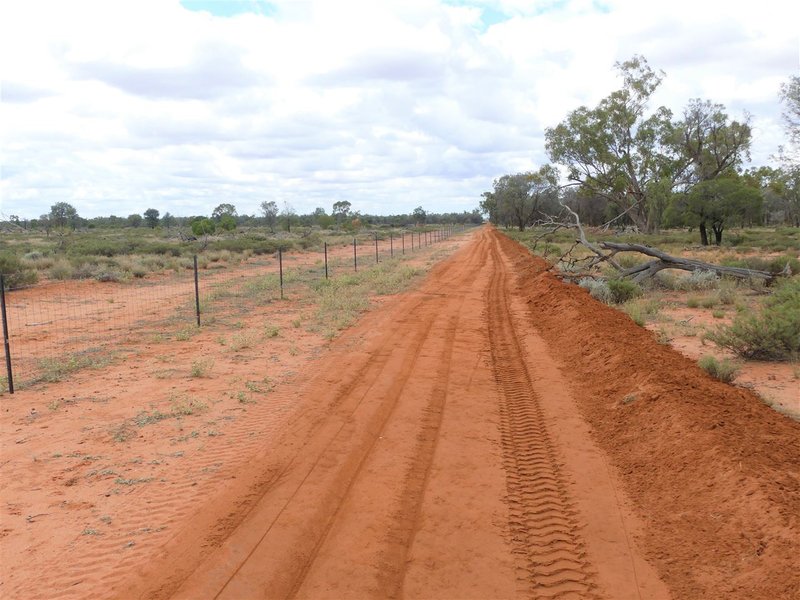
xmin=1 ymin=227 xmax=463 ymax=393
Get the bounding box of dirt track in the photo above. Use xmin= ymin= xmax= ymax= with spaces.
xmin=110 ymin=227 xmax=797 ymax=599
xmin=4 ymin=227 xmax=799 ymax=599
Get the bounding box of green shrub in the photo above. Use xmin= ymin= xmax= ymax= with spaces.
xmin=0 ymin=251 xmax=38 ymax=289
xmin=94 ymin=270 xmax=124 ymax=283
xmin=578 ymin=278 xmax=612 ymax=304
xmin=48 ymin=259 xmax=73 ymax=280
xmin=768 ymin=255 xmax=800 ymax=276
xmin=540 ymin=243 xmax=562 ymax=257
xmin=607 ymin=278 xmax=642 ymax=304
xmin=698 ymin=355 xmax=740 ymax=383
xmin=617 ymin=253 xmax=646 ymax=269
xmin=72 ymin=263 xmax=98 ymax=280
xmin=707 ymin=277 xmax=800 ymax=360
xmin=700 ymin=297 xmax=717 ymax=309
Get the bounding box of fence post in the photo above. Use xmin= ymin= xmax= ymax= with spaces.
xmin=375 ymin=233 xmax=379 ymax=263
xmin=390 ymin=233 xmax=393 ymax=258
xmin=402 ymin=233 xmax=405 ymax=255
xmin=353 ymin=237 xmax=358 ymax=272
xmin=278 ymin=248 xmax=284 ymax=299
xmin=1 ymin=275 xmax=14 ymax=394
xmin=193 ymin=255 xmax=201 ymax=327
xmin=324 ymin=242 xmax=329 ymax=280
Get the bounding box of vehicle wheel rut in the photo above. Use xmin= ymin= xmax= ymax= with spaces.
xmin=486 ymin=238 xmax=599 ymax=599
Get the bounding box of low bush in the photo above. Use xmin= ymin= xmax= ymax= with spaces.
xmin=578 ymin=278 xmax=612 ymax=304
xmin=616 ymin=253 xmax=646 ymax=269
xmin=540 ymin=243 xmax=563 ymax=257
xmin=0 ymin=251 xmax=38 ymax=289
xmin=678 ymin=270 xmax=719 ymax=291
xmin=707 ymin=277 xmax=800 ymax=360
xmin=48 ymin=259 xmax=73 ymax=280
xmin=716 ymin=280 xmax=738 ymax=305
xmin=606 ymin=278 xmax=642 ymax=304
xmin=698 ymin=355 xmax=740 ymax=383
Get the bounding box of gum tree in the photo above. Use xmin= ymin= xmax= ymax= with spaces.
xmin=144 ymin=208 xmax=160 ymax=228
xmin=545 ymin=55 xmax=674 ymax=232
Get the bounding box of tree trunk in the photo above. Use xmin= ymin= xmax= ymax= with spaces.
xmin=713 ymin=224 xmax=723 ymax=245
xmin=699 ymin=221 xmax=709 ymax=246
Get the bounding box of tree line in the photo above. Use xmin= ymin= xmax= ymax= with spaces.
xmin=480 ymin=56 xmax=800 ymax=245
xmin=4 ymin=201 xmax=483 ymax=236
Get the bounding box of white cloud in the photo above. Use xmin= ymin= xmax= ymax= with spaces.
xmin=1 ymin=0 xmax=798 ymax=219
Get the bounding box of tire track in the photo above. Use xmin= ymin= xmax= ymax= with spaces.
xmin=196 ymin=242 xmax=484 ymax=598
xmin=486 ymin=238 xmax=599 ymax=600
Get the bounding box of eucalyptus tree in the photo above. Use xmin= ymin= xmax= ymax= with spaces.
xmin=260 ymin=201 xmax=278 ymax=232
xmin=545 ymin=55 xmax=675 ymax=232
xmin=143 ymin=208 xmax=160 ymax=228
xmin=485 ymin=166 xmax=559 ymax=231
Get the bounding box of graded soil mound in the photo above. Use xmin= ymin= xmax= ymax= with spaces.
xmin=497 ymin=231 xmax=800 ymax=599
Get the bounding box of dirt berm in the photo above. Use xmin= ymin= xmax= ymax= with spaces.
xmin=497 ymin=231 xmax=800 ymax=599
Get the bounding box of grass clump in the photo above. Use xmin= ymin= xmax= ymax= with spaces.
xmin=170 ymin=394 xmax=207 ymax=416
xmin=37 ymin=349 xmax=111 ymax=383
xmin=700 ymin=296 xmax=717 ymax=309
xmin=706 ymin=277 xmax=800 ymax=361
xmin=190 ymin=358 xmax=214 ymax=378
xmin=606 ymin=278 xmax=642 ymax=304
xmin=228 ymin=332 xmax=259 ymax=352
xmin=698 ymin=355 xmax=740 ymax=383
xmin=716 ymin=280 xmax=739 ymax=305
xmin=623 ymin=298 xmax=661 ymax=326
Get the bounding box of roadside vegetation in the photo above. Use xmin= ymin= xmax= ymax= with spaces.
xmin=0 ymin=201 xmax=481 ymax=289
xmin=486 ymin=60 xmax=799 ymax=413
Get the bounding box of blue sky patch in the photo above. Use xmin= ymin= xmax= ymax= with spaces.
xmin=180 ymin=0 xmax=277 ymax=18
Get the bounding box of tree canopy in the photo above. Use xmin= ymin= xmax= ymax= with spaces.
xmin=143 ymin=208 xmax=160 ymax=228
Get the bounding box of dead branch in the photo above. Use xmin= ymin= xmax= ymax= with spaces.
xmin=539 ymin=201 xmax=779 ymax=284
xmin=599 ymin=241 xmax=775 ymax=282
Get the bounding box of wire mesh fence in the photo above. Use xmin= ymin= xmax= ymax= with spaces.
xmin=1 ymin=226 xmax=465 ymax=394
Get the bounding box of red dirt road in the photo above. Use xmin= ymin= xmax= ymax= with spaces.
xmin=5 ymin=227 xmax=799 ymax=599
xmin=118 ymin=227 xmax=798 ymax=599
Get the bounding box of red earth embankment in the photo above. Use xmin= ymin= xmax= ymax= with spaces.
xmin=498 ymin=231 xmax=800 ymax=599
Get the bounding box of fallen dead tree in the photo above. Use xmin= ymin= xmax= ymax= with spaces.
xmin=534 ymin=204 xmax=778 ymax=284
xmin=597 ymin=241 xmax=774 ymax=283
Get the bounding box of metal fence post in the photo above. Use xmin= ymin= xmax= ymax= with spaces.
xmin=390 ymin=233 xmax=393 ymax=258
xmin=353 ymin=238 xmax=358 ymax=272
xmin=193 ymin=255 xmax=201 ymax=326
xmin=402 ymin=233 xmax=405 ymax=254
xmin=279 ymin=248 xmax=284 ymax=299
xmin=1 ymin=275 xmax=14 ymax=394
xmin=324 ymin=242 xmax=329 ymax=279
xmin=375 ymin=233 xmax=379 ymax=263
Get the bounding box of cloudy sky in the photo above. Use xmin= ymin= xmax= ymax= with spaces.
xmin=1 ymin=0 xmax=797 ymax=220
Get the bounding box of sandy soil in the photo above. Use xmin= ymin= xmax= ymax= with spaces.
xmin=647 ymin=296 xmax=799 ymax=418
xmin=2 ymin=227 xmax=798 ymax=599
